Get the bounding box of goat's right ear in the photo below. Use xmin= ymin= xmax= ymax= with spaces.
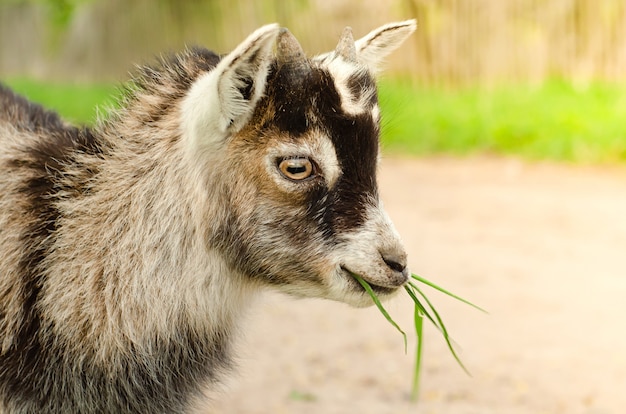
xmin=182 ymin=24 xmax=279 ymax=149
xmin=354 ymin=20 xmax=416 ymax=73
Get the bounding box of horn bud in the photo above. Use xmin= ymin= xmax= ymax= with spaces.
xmin=276 ymin=28 xmax=309 ymax=73
xmin=335 ymin=26 xmax=357 ymax=62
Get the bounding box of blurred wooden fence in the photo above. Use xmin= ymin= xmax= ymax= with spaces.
xmin=2 ymin=0 xmax=626 ymax=86
xmin=410 ymin=0 xmax=626 ymax=86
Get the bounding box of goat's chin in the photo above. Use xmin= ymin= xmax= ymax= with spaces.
xmin=271 ymin=279 xmax=402 ymax=308
xmin=338 ymin=286 xmax=403 ymax=308
xmin=322 ymin=273 xmax=405 ymax=308
xmin=328 ymin=268 xmax=405 ymax=308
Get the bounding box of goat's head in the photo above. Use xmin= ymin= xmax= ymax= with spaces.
xmin=182 ymin=21 xmax=416 ymax=307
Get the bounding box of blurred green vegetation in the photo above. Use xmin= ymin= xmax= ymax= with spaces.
xmin=5 ymin=1 xmax=626 ymax=164
xmin=5 ymin=78 xmax=117 ymax=124
xmin=6 ymin=77 xmax=626 ymax=164
xmin=380 ymin=79 xmax=626 ymax=163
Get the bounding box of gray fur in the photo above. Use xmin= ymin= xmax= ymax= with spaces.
xmin=0 ymin=21 xmax=415 ymax=413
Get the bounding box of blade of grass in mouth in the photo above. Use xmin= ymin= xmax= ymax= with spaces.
xmin=352 ymin=272 xmax=407 ymax=353
xmin=408 ymin=287 xmax=424 ymax=402
xmin=408 ymin=281 xmax=471 ymax=376
xmin=350 ymin=271 xmax=484 ymax=402
xmin=404 ymin=284 xmax=440 ymax=330
xmin=411 ymin=273 xmax=487 ymax=314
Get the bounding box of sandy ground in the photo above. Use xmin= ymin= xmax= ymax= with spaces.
xmin=207 ymin=157 xmax=626 ymax=414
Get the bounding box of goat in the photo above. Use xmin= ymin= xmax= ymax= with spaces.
xmin=0 ymin=20 xmax=416 ymax=413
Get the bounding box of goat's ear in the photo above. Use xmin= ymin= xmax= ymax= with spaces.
xmin=354 ymin=20 xmax=416 ymax=73
xmin=182 ymin=24 xmax=279 ymax=149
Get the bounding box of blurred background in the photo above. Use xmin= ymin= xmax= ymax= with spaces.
xmin=4 ymin=0 xmax=626 ymax=163
xmin=4 ymin=0 xmax=626 ymax=85
xmin=2 ymin=2 xmax=626 ymax=413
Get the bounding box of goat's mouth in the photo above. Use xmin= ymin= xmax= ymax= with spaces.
xmin=340 ymin=267 xmax=399 ymax=296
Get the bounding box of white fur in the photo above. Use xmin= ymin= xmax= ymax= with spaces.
xmin=330 ymin=201 xmax=408 ymax=306
xmin=372 ymin=103 xmax=380 ymax=122
xmin=355 ymin=20 xmax=417 ymax=73
xmin=325 ymin=58 xmax=375 ymax=115
xmin=181 ymin=24 xmax=280 ymax=153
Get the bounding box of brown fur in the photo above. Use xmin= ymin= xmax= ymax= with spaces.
xmin=0 ymin=22 xmax=415 ymax=413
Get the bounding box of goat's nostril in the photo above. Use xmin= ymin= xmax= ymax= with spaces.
xmin=382 ymin=256 xmax=407 ymax=274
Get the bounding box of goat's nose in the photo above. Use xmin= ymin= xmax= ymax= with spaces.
xmin=381 ymin=252 xmax=409 ymax=285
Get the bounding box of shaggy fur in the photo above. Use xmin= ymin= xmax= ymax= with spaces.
xmin=0 ymin=21 xmax=415 ymax=413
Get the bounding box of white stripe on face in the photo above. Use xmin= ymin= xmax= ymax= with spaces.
xmin=327 ymin=201 xmax=408 ymax=303
xmin=324 ymin=58 xmax=376 ymax=116
xmin=265 ymin=129 xmax=341 ymax=190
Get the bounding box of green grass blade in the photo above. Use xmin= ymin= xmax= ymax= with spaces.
xmin=405 ymin=286 xmax=424 ymax=402
xmin=352 ymin=273 xmax=407 ymax=353
xmin=410 ymin=282 xmax=471 ymax=376
xmin=408 ymin=282 xmax=459 ymax=352
xmin=411 ymin=273 xmax=487 ymax=313
xmin=405 ymin=283 xmax=440 ymax=331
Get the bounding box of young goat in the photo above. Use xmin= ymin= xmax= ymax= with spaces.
xmin=0 ymin=21 xmax=415 ymax=413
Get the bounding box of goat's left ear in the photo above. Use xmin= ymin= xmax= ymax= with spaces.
xmin=354 ymin=20 xmax=416 ymax=73
xmin=183 ymin=24 xmax=279 ymax=149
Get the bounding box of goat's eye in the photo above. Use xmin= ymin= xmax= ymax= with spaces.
xmin=278 ymin=157 xmax=314 ymax=181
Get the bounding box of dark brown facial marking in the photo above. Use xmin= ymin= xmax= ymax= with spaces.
xmin=254 ymin=62 xmax=380 ymax=233
xmin=346 ymin=71 xmax=377 ymax=107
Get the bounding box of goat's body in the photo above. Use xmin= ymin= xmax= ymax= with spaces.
xmin=0 ymin=53 xmax=245 ymax=412
xmin=0 ymin=22 xmax=415 ymax=413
